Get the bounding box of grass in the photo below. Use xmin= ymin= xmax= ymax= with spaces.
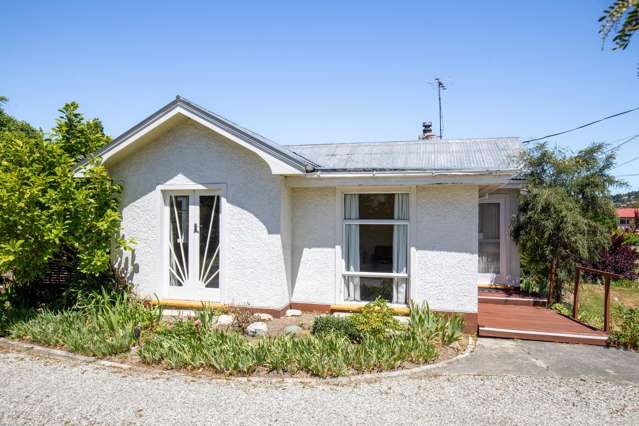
xmin=138 ymin=303 xmax=449 ymax=377
xmin=557 ymin=281 xmax=639 ymax=330
xmin=6 ymin=290 xmax=163 ymax=357
xmin=137 ymin=325 xmax=440 ymax=377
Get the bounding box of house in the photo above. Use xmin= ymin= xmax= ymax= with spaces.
xmin=99 ymin=96 xmax=523 ymax=330
xmin=616 ymin=208 xmax=639 ymax=231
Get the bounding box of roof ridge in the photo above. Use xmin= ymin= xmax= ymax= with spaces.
xmin=288 ymin=136 xmax=520 ymax=148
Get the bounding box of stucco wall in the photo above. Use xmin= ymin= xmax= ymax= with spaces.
xmin=290 ymin=187 xmax=337 ymax=304
xmin=108 ymin=121 xmax=290 ymax=308
xmin=412 ymin=185 xmax=479 ymax=313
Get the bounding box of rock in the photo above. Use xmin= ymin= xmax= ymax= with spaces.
xmin=216 ymin=314 xmax=234 ymax=326
xmin=332 ymin=312 xmax=351 ymax=318
xmin=285 ymin=309 xmax=302 ymax=317
xmin=254 ymin=313 xmax=273 ymax=321
xmin=394 ymin=316 xmax=410 ymax=325
xmin=449 ymin=341 xmax=462 ymax=351
xmin=283 ymin=325 xmax=303 ymax=336
xmin=246 ymin=322 xmax=268 ymax=337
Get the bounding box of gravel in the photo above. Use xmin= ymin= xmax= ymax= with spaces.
xmin=0 ymin=350 xmax=638 ymax=425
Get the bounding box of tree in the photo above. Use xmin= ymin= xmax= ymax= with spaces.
xmin=0 ymin=101 xmax=127 ymax=284
xmin=600 ymin=0 xmax=639 ymax=51
xmin=589 ymin=232 xmax=639 ymax=279
xmin=600 ymin=0 xmax=638 ymax=73
xmin=511 ymin=143 xmax=622 ymax=303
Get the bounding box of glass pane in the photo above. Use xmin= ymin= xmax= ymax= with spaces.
xmin=347 ymin=276 xmax=394 ymax=303
xmin=359 ymin=225 xmax=394 ymax=273
xmin=479 ymin=203 xmax=500 ymax=274
xmin=344 ymin=193 xmax=395 ymax=219
xmin=199 ymin=195 xmax=220 ymax=288
xmin=169 ymin=195 xmax=189 ymax=286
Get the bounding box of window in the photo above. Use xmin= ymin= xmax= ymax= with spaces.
xmin=343 ymin=193 xmax=409 ymax=304
xmin=478 ymin=203 xmax=500 ymax=274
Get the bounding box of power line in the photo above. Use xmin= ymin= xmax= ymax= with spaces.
xmin=521 ymin=106 xmax=639 ymax=144
xmin=606 ymin=133 xmax=639 ymax=152
xmin=615 ymin=173 xmax=639 ymax=177
xmin=615 ymin=154 xmax=639 ymax=169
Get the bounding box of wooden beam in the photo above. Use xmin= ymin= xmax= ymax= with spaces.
xmin=604 ymin=276 xmax=611 ymax=333
xmin=146 ymin=299 xmax=227 ymax=310
xmin=330 ymin=304 xmax=410 ymax=316
xmin=576 ymin=265 xmax=624 ymax=280
xmin=572 ymin=268 xmax=581 ymax=320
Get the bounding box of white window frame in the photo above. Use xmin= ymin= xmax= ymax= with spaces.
xmin=158 ymin=183 xmax=227 ymax=301
xmin=336 ymin=187 xmax=416 ymax=306
xmin=478 ymin=194 xmax=508 ymax=285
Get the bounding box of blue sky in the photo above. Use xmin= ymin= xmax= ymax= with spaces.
xmin=2 ymin=1 xmax=638 ymax=191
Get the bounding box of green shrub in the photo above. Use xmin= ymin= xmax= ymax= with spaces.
xmin=9 ymin=289 xmax=162 ymax=356
xmin=611 ymin=305 xmax=639 ymax=350
xmin=438 ymin=313 xmax=464 ymax=345
xmin=519 ymin=274 xmax=546 ymax=296
xmin=350 ymin=298 xmax=401 ymax=338
xmin=311 ymin=315 xmax=361 ymax=341
xmin=550 ymin=302 xmax=571 ymax=316
xmin=138 ymin=324 xmax=439 ymax=378
xmin=622 ymin=231 xmax=639 ymax=247
xmin=612 ymin=279 xmax=639 ymax=289
xmin=408 ymin=301 xmax=464 ymax=346
xmin=0 ymin=300 xmax=34 ymax=336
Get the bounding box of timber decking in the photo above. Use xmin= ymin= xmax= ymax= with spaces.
xmin=478 ymin=288 xmax=547 ymax=306
xmin=478 ymin=303 xmax=608 ymax=346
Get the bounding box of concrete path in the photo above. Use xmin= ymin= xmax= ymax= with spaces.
xmin=0 ymin=338 xmax=638 ymax=425
xmin=427 ymin=338 xmax=639 ymax=384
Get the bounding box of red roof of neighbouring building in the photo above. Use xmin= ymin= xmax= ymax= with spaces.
xmin=616 ymin=208 xmax=639 ymax=218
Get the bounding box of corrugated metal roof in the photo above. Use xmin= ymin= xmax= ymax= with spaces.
xmin=616 ymin=208 xmax=639 ymax=218
xmin=287 ymin=137 xmax=522 ymax=173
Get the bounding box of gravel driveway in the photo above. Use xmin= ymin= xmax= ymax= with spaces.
xmin=1 ymin=339 xmax=638 ymax=425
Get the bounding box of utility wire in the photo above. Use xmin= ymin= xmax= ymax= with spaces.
xmin=615 ymin=173 xmax=639 ymax=177
xmin=606 ymin=133 xmax=639 ymax=152
xmin=615 ymin=154 xmax=639 ymax=169
xmin=521 ymin=106 xmax=639 ymax=144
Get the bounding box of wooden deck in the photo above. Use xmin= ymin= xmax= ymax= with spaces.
xmin=478 ymin=288 xmax=547 ymax=306
xmin=478 ymin=290 xmax=609 ymax=346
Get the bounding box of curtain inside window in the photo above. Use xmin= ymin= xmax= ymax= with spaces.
xmin=344 ymin=194 xmax=360 ymax=301
xmin=392 ymin=193 xmax=408 ymax=304
xmin=478 ymin=203 xmax=500 ymax=274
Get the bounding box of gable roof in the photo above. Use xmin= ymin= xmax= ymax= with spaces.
xmin=288 ymin=137 xmax=522 ymax=174
xmin=617 ymin=208 xmax=639 ymax=218
xmin=94 ymin=96 xmax=316 ymax=175
xmin=94 ymin=96 xmax=522 ymax=177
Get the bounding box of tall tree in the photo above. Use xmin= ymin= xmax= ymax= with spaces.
xmin=0 ymin=101 xmax=127 ymax=284
xmin=511 ymin=143 xmax=622 ymax=303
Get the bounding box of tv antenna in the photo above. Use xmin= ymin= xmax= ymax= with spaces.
xmin=434 ymin=78 xmax=446 ymax=139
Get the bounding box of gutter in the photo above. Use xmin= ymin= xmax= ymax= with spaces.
xmin=303 ymin=169 xmax=522 ymax=178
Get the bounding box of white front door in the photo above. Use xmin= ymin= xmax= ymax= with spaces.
xmin=164 ymin=190 xmax=221 ymax=300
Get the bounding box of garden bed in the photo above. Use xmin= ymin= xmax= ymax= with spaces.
xmin=0 ymin=292 xmax=467 ymax=378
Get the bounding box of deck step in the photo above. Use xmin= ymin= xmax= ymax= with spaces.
xmin=478 ymin=289 xmax=547 ymax=307
xmin=479 ymin=326 xmax=608 ymax=346
xmin=478 ymin=303 xmax=609 ymax=346
xmin=478 ymin=294 xmax=547 ymax=307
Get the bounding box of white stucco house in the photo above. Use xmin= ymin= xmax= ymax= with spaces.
xmin=100 ymin=96 xmax=523 ymax=329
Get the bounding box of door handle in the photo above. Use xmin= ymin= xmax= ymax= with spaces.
xmin=194 ymin=223 xmax=199 ymax=233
